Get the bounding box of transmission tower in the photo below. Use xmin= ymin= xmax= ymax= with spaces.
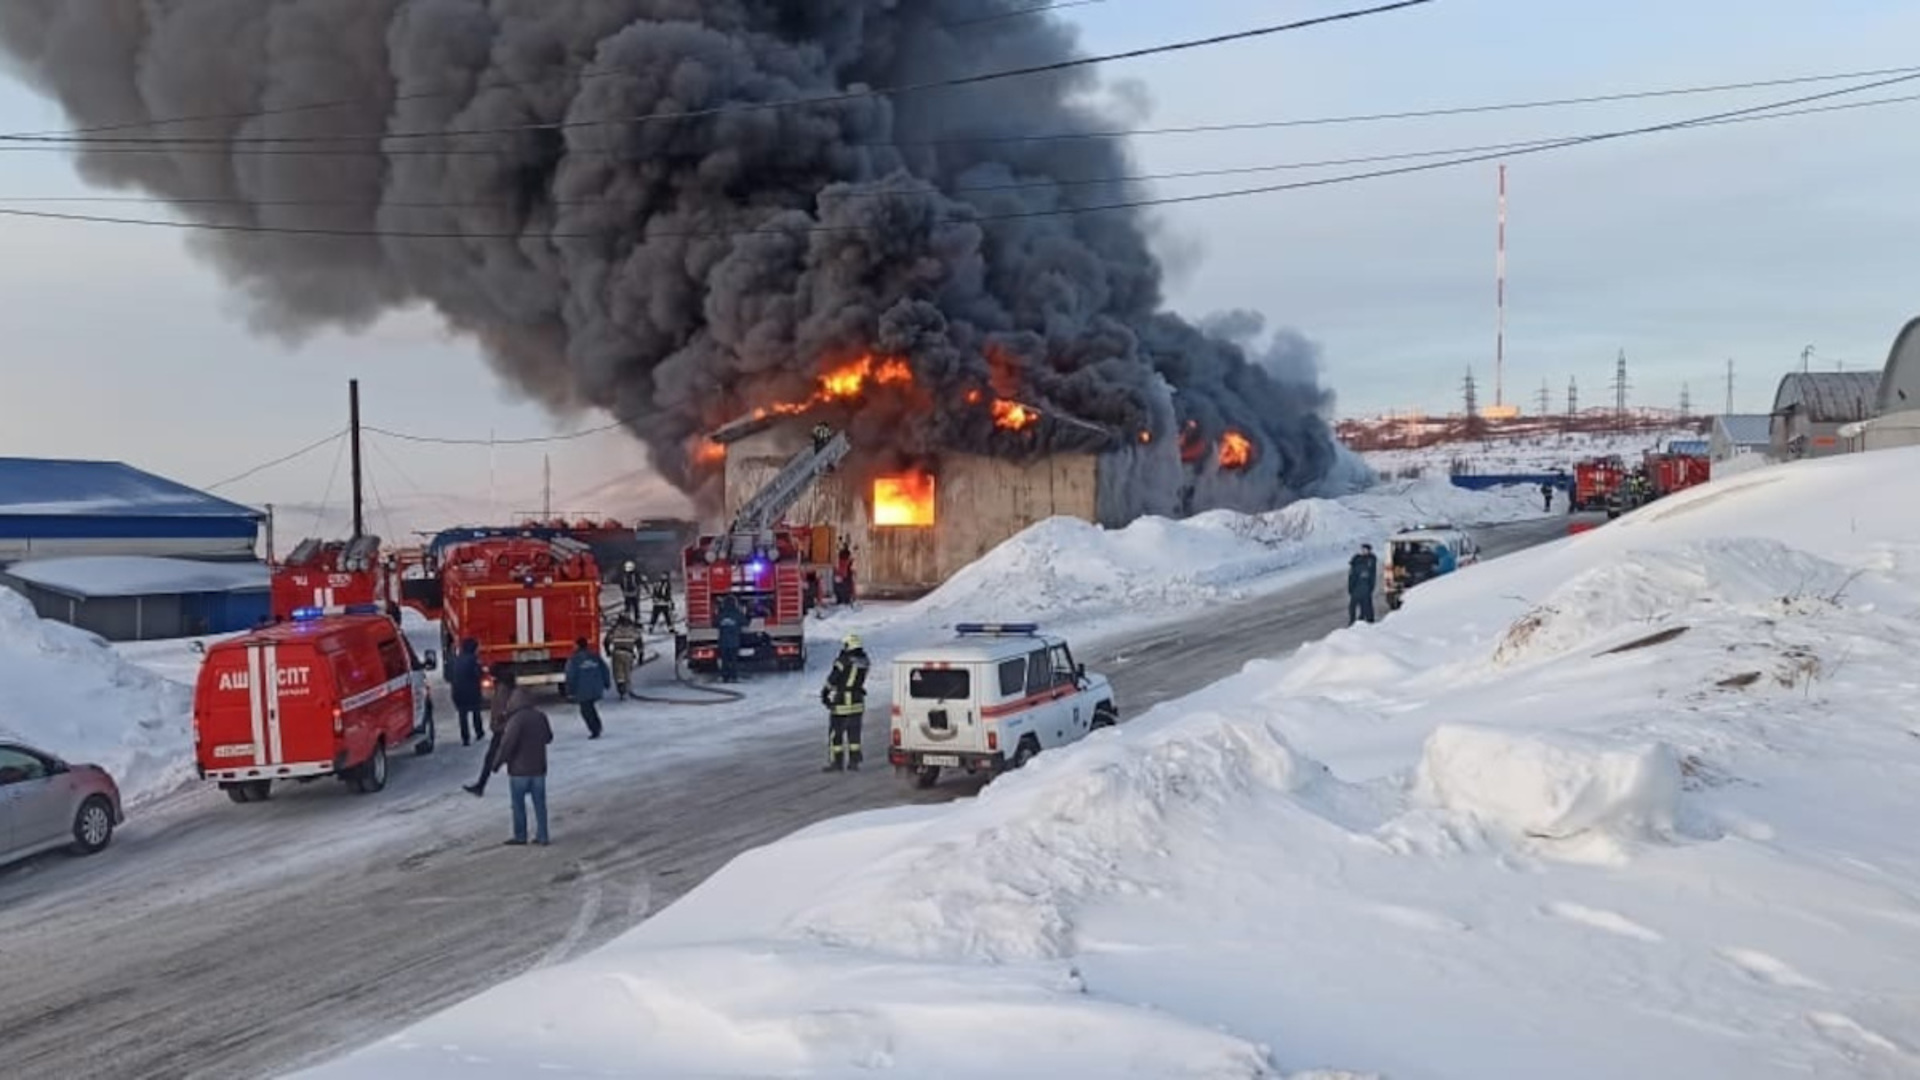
xmin=1679 ymin=383 xmax=1692 ymax=422
xmin=1725 ymin=358 xmax=1735 ymax=415
xmin=1535 ymin=379 xmax=1552 ymax=418
xmin=1463 ymin=367 xmax=1482 ymax=436
xmin=1612 ymin=349 xmax=1631 ymax=430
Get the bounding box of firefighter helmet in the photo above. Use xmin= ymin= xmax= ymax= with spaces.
xmin=624 ymin=560 xmax=636 ymax=572
xmin=842 ymin=634 xmax=863 ymax=650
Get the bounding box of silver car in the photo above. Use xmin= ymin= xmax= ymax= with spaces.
xmin=0 ymin=740 xmax=123 ymax=868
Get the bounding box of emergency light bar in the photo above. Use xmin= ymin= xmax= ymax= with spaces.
xmin=954 ymin=622 xmax=1040 ymax=636
xmin=291 ymin=603 xmax=384 ymax=621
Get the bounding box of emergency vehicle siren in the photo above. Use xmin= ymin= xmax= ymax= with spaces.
xmin=291 ymin=603 xmax=385 ymax=621
xmin=954 ymin=623 xmax=1040 ymax=636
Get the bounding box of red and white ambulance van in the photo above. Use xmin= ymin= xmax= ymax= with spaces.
xmin=193 ymin=605 xmax=437 ymax=803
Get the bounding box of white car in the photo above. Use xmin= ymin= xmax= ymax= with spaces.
xmin=888 ymin=623 xmax=1117 ymax=788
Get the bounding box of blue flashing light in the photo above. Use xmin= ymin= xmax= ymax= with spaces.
xmin=955 ymin=622 xmax=1040 ymax=636
xmin=747 ymin=560 xmax=767 ymax=577
xmin=291 ymin=606 xmax=324 ymax=621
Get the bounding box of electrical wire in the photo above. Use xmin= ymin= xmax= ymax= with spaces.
xmin=361 ymin=454 xmax=400 ymax=543
xmin=202 ymin=429 xmax=345 ymax=491
xmin=306 ymin=432 xmax=350 ymax=537
xmin=0 ymin=1 xmax=1433 ymax=148
xmin=364 ymin=422 xmax=627 ymax=447
xmin=365 ymin=433 xmax=481 ymax=519
xmin=5 ymin=89 xmax=1916 ymax=211
xmin=941 ymin=0 xmax=1113 ymax=28
xmin=2 ymin=72 xmax=1915 ymax=244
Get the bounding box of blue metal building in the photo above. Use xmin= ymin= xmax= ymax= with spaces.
xmin=0 ymin=458 xmax=263 ymax=564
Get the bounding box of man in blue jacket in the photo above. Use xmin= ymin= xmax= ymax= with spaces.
xmin=448 ymin=637 xmax=486 ymax=746
xmin=564 ymin=638 xmax=610 ymax=739
xmin=1347 ymin=543 xmax=1378 ymax=625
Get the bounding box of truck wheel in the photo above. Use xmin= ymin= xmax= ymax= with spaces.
xmin=1011 ymin=737 xmax=1041 ymax=770
xmin=1092 ymin=703 xmax=1118 ymax=730
xmin=913 ymin=765 xmax=941 ymax=789
xmin=224 ymin=783 xmax=252 ymax=804
xmin=354 ymin=740 xmax=389 ymax=794
xmin=247 ymin=780 xmax=273 ymax=802
xmin=71 ymin=796 xmax=116 ymax=855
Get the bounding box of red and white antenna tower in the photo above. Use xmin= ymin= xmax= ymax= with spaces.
xmin=1495 ymin=163 xmax=1507 ymax=409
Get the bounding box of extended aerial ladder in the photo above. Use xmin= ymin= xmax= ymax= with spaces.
xmin=705 ymin=427 xmax=850 ymax=562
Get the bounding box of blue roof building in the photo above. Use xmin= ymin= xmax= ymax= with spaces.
xmin=0 ymin=458 xmax=263 ymax=564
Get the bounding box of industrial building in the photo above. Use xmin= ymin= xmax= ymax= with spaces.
xmin=1847 ymin=316 xmax=1920 ymax=451
xmin=1769 ymin=372 xmax=1880 ymax=460
xmin=1708 ymin=415 xmax=1773 ymax=464
xmin=716 ymin=419 xmax=1104 ymax=594
xmin=0 ymin=458 xmax=268 ymax=639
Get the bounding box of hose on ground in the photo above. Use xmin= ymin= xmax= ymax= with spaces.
xmin=624 ymin=644 xmax=748 ymax=706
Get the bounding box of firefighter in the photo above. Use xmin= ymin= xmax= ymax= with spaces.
xmin=820 ymin=634 xmax=870 ymax=772
xmin=833 ymin=543 xmax=856 ymax=607
xmin=648 ymin=572 xmax=675 ymax=632
xmin=1347 ymin=543 xmax=1377 ymax=626
xmin=1540 ymin=481 xmax=1554 ymax=513
xmin=716 ymin=594 xmax=744 ymax=684
xmin=603 ymin=615 xmax=643 ymax=699
xmin=619 ymin=561 xmax=643 ymax=622
xmin=811 ymin=422 xmax=833 ymax=453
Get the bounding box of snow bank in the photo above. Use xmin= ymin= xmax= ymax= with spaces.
xmin=0 ymin=589 xmax=193 ymax=805
xmin=1413 ymin=725 xmax=1680 ymax=845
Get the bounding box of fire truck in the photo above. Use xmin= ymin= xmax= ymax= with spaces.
xmin=1570 ymin=456 xmax=1626 ymax=512
xmin=270 ymin=535 xmax=388 ymax=621
xmin=1644 ymin=448 xmax=1711 ymax=498
xmin=433 ymin=536 xmax=603 ymax=691
xmin=681 ymin=428 xmax=851 ymax=675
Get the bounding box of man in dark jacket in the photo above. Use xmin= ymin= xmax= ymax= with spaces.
xmin=619 ymin=561 xmax=642 ymax=622
xmin=715 ymin=595 xmax=744 ymax=683
xmin=494 ymin=696 xmax=554 ymax=846
xmin=564 ymin=640 xmax=610 ymax=739
xmin=820 ymin=635 xmax=870 ymax=772
xmin=648 ymin=574 xmax=675 ymax=632
xmin=1540 ymin=481 xmax=1554 ymax=513
xmin=832 ymin=544 xmax=856 ymax=607
xmin=464 ymin=666 xmax=521 ymax=797
xmin=448 ymin=638 xmax=486 ymax=746
xmin=1347 ymin=543 xmax=1378 ymax=625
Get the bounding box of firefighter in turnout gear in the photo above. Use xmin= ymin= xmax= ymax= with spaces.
xmin=647 ymin=573 xmax=675 ymax=632
xmin=619 ymin=561 xmax=642 ymax=622
xmin=821 ymin=635 xmax=871 ymax=772
xmin=603 ymin=615 xmax=643 ymax=699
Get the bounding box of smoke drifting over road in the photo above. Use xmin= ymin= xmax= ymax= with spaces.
xmin=0 ymin=0 xmax=1354 ymax=514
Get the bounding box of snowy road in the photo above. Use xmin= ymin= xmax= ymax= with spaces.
xmin=0 ymin=516 xmax=1575 ymax=1079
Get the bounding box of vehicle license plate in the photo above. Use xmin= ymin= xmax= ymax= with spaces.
xmin=923 ymin=754 xmax=960 ymax=767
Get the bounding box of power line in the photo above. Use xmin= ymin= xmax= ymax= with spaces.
xmin=306 ymin=432 xmax=351 ymax=537
xmin=1 ymin=1 xmax=1434 ymax=150
xmin=364 ymin=422 xmax=627 ymax=447
xmin=202 ymin=429 xmax=345 ymax=491
xmin=941 ymin=0 xmax=1114 ymax=28
xmin=7 ymin=90 xmax=1917 ymax=211
xmin=3 ymin=71 xmax=1913 ymax=244
xmin=5 ymin=60 xmax=1910 ymax=160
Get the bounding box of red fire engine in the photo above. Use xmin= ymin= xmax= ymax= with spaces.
xmin=437 ymin=536 xmax=603 ymax=690
xmin=1571 ymin=456 xmax=1626 ymax=512
xmin=681 ymin=427 xmax=851 ymax=675
xmin=270 ymin=535 xmax=388 ymax=621
xmin=1644 ymin=449 xmax=1711 ymax=497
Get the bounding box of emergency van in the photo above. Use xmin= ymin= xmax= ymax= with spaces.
xmin=193 ymin=605 xmax=437 ymax=803
xmin=889 ymin=623 xmax=1117 ymax=788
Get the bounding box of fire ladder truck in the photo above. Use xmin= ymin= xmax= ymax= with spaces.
xmin=681 ymin=428 xmax=851 ymax=675
xmin=270 ymin=535 xmax=388 ymax=621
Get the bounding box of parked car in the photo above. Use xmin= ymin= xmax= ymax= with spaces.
xmin=0 ymin=740 xmax=124 ymax=868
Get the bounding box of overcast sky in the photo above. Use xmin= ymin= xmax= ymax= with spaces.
xmin=2 ymin=0 xmax=1916 ymax=530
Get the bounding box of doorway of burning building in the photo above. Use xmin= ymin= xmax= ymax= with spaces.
xmin=873 ymin=471 xmax=936 ymax=528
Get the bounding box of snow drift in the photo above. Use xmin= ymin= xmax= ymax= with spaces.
xmin=0 ymin=589 xmax=193 ymax=806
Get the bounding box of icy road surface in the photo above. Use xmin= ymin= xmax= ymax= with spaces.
xmin=0 ymin=517 xmax=1573 ymax=1079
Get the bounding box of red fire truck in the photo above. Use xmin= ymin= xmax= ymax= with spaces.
xmin=681 ymin=428 xmax=850 ymax=675
xmin=270 ymin=535 xmax=388 ymax=621
xmin=1644 ymin=449 xmax=1711 ymax=497
xmin=1571 ymin=456 xmax=1626 ymax=512
xmin=437 ymin=536 xmax=602 ymax=690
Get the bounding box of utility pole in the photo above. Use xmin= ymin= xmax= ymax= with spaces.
xmin=1535 ymin=379 xmax=1551 ymax=418
xmin=1801 ymin=344 xmax=1815 ymax=374
xmin=264 ymin=503 xmax=276 ymax=565
xmin=1725 ymin=358 xmax=1734 ymax=415
xmin=1495 ymin=164 xmax=1507 ymax=409
xmin=1612 ymin=350 xmax=1630 ymax=431
xmin=1463 ymin=367 xmax=1481 ymax=436
xmin=542 ymin=454 xmax=553 ymax=520
xmin=348 ymin=379 xmax=366 ymax=540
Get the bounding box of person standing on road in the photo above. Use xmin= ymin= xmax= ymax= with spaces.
xmin=448 ymin=637 xmax=486 ymax=746
xmin=464 ymin=666 xmax=521 ymax=797
xmin=716 ymin=594 xmax=744 ymax=683
xmin=603 ymin=615 xmax=643 ymax=699
xmin=1540 ymin=481 xmax=1554 ymax=513
xmin=1347 ymin=543 xmax=1378 ymax=625
xmin=647 ymin=573 xmax=675 ymax=632
xmin=833 ymin=543 xmax=856 ymax=607
xmin=564 ymin=639 xmax=610 ymax=739
xmin=820 ymin=634 xmax=870 ymax=772
xmin=619 ymin=561 xmax=643 ymax=622
xmin=494 ymin=694 xmax=553 ymax=846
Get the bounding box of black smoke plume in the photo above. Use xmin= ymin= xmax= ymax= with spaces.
xmin=0 ymin=0 xmax=1355 ymax=514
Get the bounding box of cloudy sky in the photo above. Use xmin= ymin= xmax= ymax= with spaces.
xmin=2 ymin=0 xmax=1915 ymax=532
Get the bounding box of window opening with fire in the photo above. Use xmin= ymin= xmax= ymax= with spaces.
xmin=873 ymin=471 xmax=936 ymax=527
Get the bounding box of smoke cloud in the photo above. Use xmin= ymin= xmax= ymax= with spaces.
xmin=0 ymin=0 xmax=1355 ymax=513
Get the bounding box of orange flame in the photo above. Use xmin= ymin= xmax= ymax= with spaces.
xmin=750 ymin=355 xmax=915 ymax=421
xmin=1179 ymin=419 xmax=1207 ymax=464
xmin=1219 ymin=430 xmax=1254 ymax=470
xmin=964 ymin=388 xmax=984 ymax=405
xmin=1138 ymin=430 xmax=1153 ymax=445
xmin=992 ymin=399 xmax=1041 ymax=431
xmin=693 ymin=440 xmax=727 ymax=466
xmin=873 ymin=470 xmax=937 ymax=527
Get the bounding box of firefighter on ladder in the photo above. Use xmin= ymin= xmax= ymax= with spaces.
xmin=820 ymin=635 xmax=870 ymax=772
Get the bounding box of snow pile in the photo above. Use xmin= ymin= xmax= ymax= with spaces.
xmin=1413 ymin=725 xmax=1681 ymax=846
xmin=316 ymin=449 xmax=1920 ymax=1079
xmin=898 ymin=477 xmax=1542 ymax=632
xmin=0 ymin=589 xmax=193 ymax=805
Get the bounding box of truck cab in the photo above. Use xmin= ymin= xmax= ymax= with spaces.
xmin=888 ymin=623 xmax=1117 ymax=788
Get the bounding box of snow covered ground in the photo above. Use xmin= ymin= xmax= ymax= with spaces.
xmin=1365 ymin=427 xmax=1701 ymax=479
xmin=314 ymin=448 xmax=1920 ymax=1079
